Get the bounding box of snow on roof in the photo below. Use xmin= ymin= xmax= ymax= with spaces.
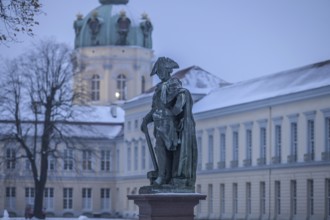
xmin=193 ymin=60 xmax=330 ymax=114
xmin=125 ymin=65 xmax=229 ymax=103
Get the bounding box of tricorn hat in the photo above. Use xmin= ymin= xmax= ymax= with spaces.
xmin=150 ymin=57 xmax=179 ymax=76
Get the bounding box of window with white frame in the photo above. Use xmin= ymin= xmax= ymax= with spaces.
xmin=290 ymin=180 xmax=297 ymax=217
xmin=233 ymin=183 xmax=238 ymax=214
xmin=291 ymin=122 xmax=298 ymax=161
xmin=246 ymin=182 xmax=251 ymax=215
xmin=116 ymin=74 xmax=126 ymax=100
xmin=6 ymin=187 xmax=16 ymax=209
xmin=260 ymin=127 xmax=267 ymax=162
xmin=220 ymin=133 xmax=226 ymax=162
xmin=101 ymin=188 xmax=110 ymax=210
xmin=63 ymin=188 xmax=73 ymax=209
xmin=48 ymin=155 xmax=56 ymax=171
xmin=220 ymin=183 xmax=225 ymax=214
xmin=246 ymin=129 xmax=252 ymax=160
xmin=208 ymin=184 xmax=213 ymax=214
xmin=91 ymin=74 xmax=100 ymax=101
xmin=305 ymin=111 xmax=316 ymax=161
xmin=101 ymin=150 xmax=111 ymax=171
xmin=326 ymin=179 xmax=330 ymax=217
xmin=141 ymin=145 xmax=146 ymax=170
xmin=307 ymin=179 xmax=314 ymax=216
xmin=82 ymin=150 xmax=92 ymax=170
xmin=233 ymin=131 xmax=239 ymax=161
xmin=134 ymin=144 xmax=138 ymax=171
xmin=275 ymin=125 xmax=282 ymax=162
xmin=6 ymin=148 xmax=16 ymax=170
xmin=64 ymin=149 xmax=74 ymax=171
xmin=260 ymin=182 xmax=266 ymax=215
xmin=208 ymin=134 xmax=214 ymax=163
xmin=82 ymin=188 xmax=92 ymax=210
xmin=127 ymin=146 xmax=131 ymax=171
xmin=197 ymin=136 xmax=202 ymax=169
xmin=326 ymin=117 xmax=330 ymax=152
xmin=307 ymin=120 xmax=315 ymax=160
xmin=196 ymin=184 xmax=202 ymax=213
xmin=275 ymin=181 xmax=281 ymax=216
xmin=25 ymin=187 xmax=35 ymax=206
xmin=44 ymin=188 xmax=54 ymax=210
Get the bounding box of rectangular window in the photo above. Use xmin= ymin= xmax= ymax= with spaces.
xmin=82 ymin=150 xmax=92 ymax=170
xmin=307 ymin=179 xmax=314 ymax=216
xmin=307 ymin=120 xmax=315 ymax=160
xmin=260 ymin=128 xmax=266 ymax=161
xmin=6 ymin=148 xmax=16 ymax=170
xmin=127 ymin=147 xmax=131 ymax=171
xmin=290 ymin=122 xmax=298 ymax=161
xmin=275 ymin=125 xmax=282 ymax=162
xmin=220 ymin=133 xmax=226 ymax=162
xmin=246 ymin=182 xmax=251 ymax=215
xmin=134 ymin=144 xmax=138 ymax=170
xmin=48 ymin=155 xmax=56 ymax=171
xmin=141 ymin=145 xmax=146 ymax=170
xmin=275 ymin=181 xmax=281 ymax=215
xmin=208 ymin=135 xmax=214 ymax=163
xmin=233 ymin=132 xmax=239 ymax=161
xmin=208 ymin=184 xmax=213 ymax=213
xmin=100 ymin=188 xmax=110 ymax=210
xmin=233 ymin=183 xmax=238 ymax=214
xmin=64 ymin=149 xmax=74 ymax=171
xmin=220 ymin=183 xmax=225 ymax=214
xmin=6 ymin=187 xmax=16 ymax=209
xmin=63 ymin=188 xmax=73 ymax=209
xmin=326 ymin=117 xmax=330 ymax=152
xmin=196 ymin=184 xmax=202 ymax=213
xmin=246 ymin=130 xmax=252 ymax=160
xmin=25 ymin=187 xmax=35 ymax=206
xmin=82 ymin=188 xmax=92 ymax=210
xmin=260 ymin=182 xmax=266 ymax=215
xmin=197 ymin=136 xmax=202 ymax=169
xmin=326 ymin=179 xmax=330 ymax=217
xmin=44 ymin=188 xmax=54 ymax=210
xmin=290 ymin=180 xmax=297 ymax=217
xmin=116 ymin=149 xmax=120 ymax=172
xmin=101 ymin=150 xmax=111 ymax=171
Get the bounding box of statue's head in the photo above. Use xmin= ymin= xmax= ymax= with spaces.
xmin=150 ymin=57 xmax=179 ymax=81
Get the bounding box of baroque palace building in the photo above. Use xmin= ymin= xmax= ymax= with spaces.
xmin=1 ymin=0 xmax=330 ymax=220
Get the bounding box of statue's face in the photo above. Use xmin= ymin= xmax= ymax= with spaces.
xmin=156 ymin=66 xmax=170 ymax=82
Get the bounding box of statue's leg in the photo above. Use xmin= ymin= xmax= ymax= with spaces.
xmin=154 ymin=137 xmax=166 ymax=185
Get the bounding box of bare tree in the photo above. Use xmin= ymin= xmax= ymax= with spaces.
xmin=0 ymin=0 xmax=41 ymax=43
xmin=0 ymin=39 xmax=90 ymax=218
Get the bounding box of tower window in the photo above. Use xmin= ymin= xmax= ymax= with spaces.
xmin=116 ymin=74 xmax=126 ymax=100
xmin=91 ymin=74 xmax=100 ymax=101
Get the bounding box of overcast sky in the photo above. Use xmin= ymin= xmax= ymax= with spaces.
xmin=1 ymin=0 xmax=330 ymax=83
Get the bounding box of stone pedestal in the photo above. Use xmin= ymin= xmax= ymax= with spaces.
xmin=127 ymin=194 xmax=206 ymax=220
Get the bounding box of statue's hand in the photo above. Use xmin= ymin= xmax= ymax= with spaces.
xmin=140 ymin=120 xmax=148 ymax=133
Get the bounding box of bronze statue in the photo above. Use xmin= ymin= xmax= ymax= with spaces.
xmin=140 ymin=57 xmax=197 ymax=193
xmin=140 ymin=13 xmax=153 ymax=48
xmin=87 ymin=11 xmax=102 ymax=45
xmin=116 ymin=10 xmax=131 ymax=45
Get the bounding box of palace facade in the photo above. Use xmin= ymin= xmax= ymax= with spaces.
xmin=1 ymin=0 xmax=330 ymax=220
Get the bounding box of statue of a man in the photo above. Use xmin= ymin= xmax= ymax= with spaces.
xmin=141 ymin=57 xmax=197 ymax=189
xmin=140 ymin=13 xmax=153 ymax=48
xmin=116 ymin=10 xmax=131 ymax=45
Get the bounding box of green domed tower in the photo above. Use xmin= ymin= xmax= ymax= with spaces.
xmin=73 ymin=0 xmax=154 ymax=105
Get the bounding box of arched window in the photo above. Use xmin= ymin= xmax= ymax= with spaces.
xmin=91 ymin=74 xmax=100 ymax=101
xmin=141 ymin=76 xmax=146 ymax=93
xmin=116 ymin=74 xmax=126 ymax=100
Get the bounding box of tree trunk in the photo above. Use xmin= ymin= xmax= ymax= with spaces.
xmin=34 ymin=181 xmax=46 ymax=219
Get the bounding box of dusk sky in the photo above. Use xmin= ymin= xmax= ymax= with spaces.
xmin=1 ymin=0 xmax=330 ymax=83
